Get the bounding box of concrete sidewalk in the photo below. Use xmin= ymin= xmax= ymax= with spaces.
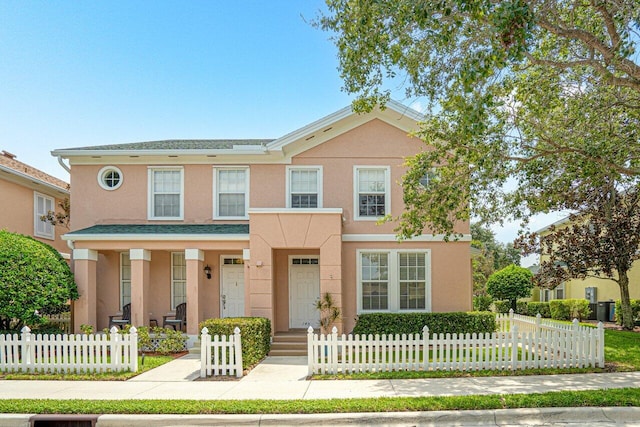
xmin=0 ymin=355 xmax=639 ymax=401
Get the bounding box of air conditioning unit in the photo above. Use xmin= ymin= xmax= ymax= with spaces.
xmin=585 ymin=287 xmax=597 ymax=304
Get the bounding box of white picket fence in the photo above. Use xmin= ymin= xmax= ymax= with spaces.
xmin=0 ymin=326 xmax=138 ymax=373
xmin=200 ymin=327 xmax=243 ymax=378
xmin=307 ymin=313 xmax=605 ymax=375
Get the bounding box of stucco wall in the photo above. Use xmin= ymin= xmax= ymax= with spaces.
xmin=0 ymin=177 xmax=69 ymax=255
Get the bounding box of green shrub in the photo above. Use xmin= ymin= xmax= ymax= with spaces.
xmin=493 ymin=300 xmax=511 ymax=313
xmin=527 ymin=302 xmax=551 ymax=318
xmin=199 ymin=317 xmax=271 ymax=369
xmin=549 ymin=299 xmax=591 ymax=320
xmin=516 ymin=300 xmax=528 ymax=315
xmin=473 ymin=295 xmax=493 ymax=311
xmin=486 ymin=265 xmax=533 ymax=311
xmin=104 ymin=325 xmax=187 ymax=355
xmin=614 ymin=299 xmax=640 ymax=325
xmin=352 ymin=312 xmax=497 ymax=336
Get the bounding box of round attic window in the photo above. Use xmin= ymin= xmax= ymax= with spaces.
xmin=98 ymin=166 xmax=123 ymax=190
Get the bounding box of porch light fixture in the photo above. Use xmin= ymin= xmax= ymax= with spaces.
xmin=204 ymin=265 xmax=212 ymax=279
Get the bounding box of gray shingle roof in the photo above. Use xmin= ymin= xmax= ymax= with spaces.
xmin=67 ymin=224 xmax=249 ymax=235
xmin=59 ymin=139 xmax=274 ymax=151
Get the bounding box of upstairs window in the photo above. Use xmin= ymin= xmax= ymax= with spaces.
xmin=287 ymin=166 xmax=322 ymax=208
xmin=148 ymin=167 xmax=183 ymax=220
xmin=354 ymin=166 xmax=390 ymax=220
xmin=34 ymin=192 xmax=54 ymax=240
xmin=214 ymin=167 xmax=249 ymax=219
xmin=98 ymin=166 xmax=123 ymax=190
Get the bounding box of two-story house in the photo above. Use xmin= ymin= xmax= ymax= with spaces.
xmin=53 ymin=101 xmax=472 ymax=335
xmin=0 ymin=150 xmax=70 ymax=259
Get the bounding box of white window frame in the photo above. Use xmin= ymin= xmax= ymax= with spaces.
xmin=120 ymin=252 xmax=131 ymax=310
xmin=147 ymin=166 xmax=184 ymax=220
xmin=286 ymin=166 xmax=323 ymax=208
xmin=353 ymin=166 xmax=391 ymax=221
xmin=97 ymin=166 xmax=123 ymax=191
xmin=171 ymin=252 xmax=187 ymax=310
xmin=213 ymin=166 xmax=250 ymax=220
xmin=540 ymin=283 xmax=565 ymax=302
xmin=356 ymin=249 xmax=431 ymax=313
xmin=34 ymin=192 xmax=55 ymax=240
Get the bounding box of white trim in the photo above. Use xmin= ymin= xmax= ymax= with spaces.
xmin=34 ymin=192 xmax=55 ymax=240
xmin=213 ymin=166 xmax=250 ymax=220
xmin=129 ymin=248 xmax=151 ymax=261
xmin=62 ymin=233 xmax=249 ymax=242
xmin=185 ymin=248 xmax=204 ymax=261
xmin=59 ymin=252 xmax=71 ymax=260
xmin=147 ymin=166 xmax=184 ymax=220
xmin=97 ymin=166 xmax=123 ymax=191
xmin=343 ymin=234 xmax=472 ymax=242
xmin=120 ymin=252 xmax=131 ymax=310
xmin=353 ymin=166 xmax=391 ymax=221
xmin=242 ymin=248 xmax=251 ymax=260
xmin=285 ymin=165 xmax=323 ymax=209
xmin=248 ymin=208 xmax=342 ymax=215
xmin=171 ymin=251 xmax=187 ymax=310
xmin=356 ymin=248 xmax=432 ymax=314
xmin=73 ymin=248 xmax=98 ymax=261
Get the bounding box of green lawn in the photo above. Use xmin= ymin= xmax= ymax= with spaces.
xmin=0 ymin=355 xmax=174 ymax=381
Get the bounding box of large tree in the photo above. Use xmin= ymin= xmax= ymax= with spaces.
xmin=471 ymin=223 xmax=520 ymax=295
xmin=0 ymin=230 xmax=78 ymax=332
xmin=319 ymin=0 xmax=640 ymax=328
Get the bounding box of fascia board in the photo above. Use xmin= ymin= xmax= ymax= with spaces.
xmin=62 ymin=233 xmax=250 ymax=242
xmin=51 ymin=148 xmax=269 ymax=158
xmin=0 ymin=164 xmax=69 ymax=196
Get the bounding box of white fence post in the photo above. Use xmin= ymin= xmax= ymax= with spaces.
xmin=307 ymin=326 xmax=314 ymax=376
xmin=597 ymin=321 xmax=605 ymax=367
xmin=129 ymin=326 xmax=138 ymax=372
xmin=233 ymin=327 xmax=243 ymax=378
xmin=422 ymin=325 xmax=429 ymax=371
xmin=21 ymin=326 xmax=31 ymax=373
xmin=330 ymin=326 xmax=338 ymax=374
xmin=510 ymin=324 xmax=519 ymax=370
xmin=200 ymin=327 xmax=210 ymax=378
xmin=110 ymin=326 xmax=119 ymax=372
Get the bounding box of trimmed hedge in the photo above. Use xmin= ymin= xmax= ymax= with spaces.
xmin=493 ymin=300 xmax=511 ymax=314
xmin=199 ymin=317 xmax=271 ymax=369
xmin=473 ymin=295 xmax=493 ymax=311
xmin=614 ymin=299 xmax=640 ymax=325
xmin=549 ymin=299 xmax=591 ymax=321
xmin=527 ymin=302 xmax=551 ymax=318
xmin=352 ymin=312 xmax=497 ymax=336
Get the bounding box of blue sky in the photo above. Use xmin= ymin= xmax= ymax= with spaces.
xmin=0 ymin=1 xmax=565 ymax=253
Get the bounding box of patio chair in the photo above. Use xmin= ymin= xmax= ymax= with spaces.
xmin=163 ymin=302 xmax=186 ymax=331
xmin=108 ymin=303 xmax=131 ymax=329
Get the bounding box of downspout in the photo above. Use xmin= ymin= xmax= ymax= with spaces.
xmin=57 ymin=155 xmax=71 ymax=174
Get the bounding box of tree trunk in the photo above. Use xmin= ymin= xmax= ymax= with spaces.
xmin=618 ymin=271 xmax=635 ymax=330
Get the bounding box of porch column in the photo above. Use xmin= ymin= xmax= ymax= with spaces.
xmin=185 ymin=249 xmax=204 ymax=335
xmin=130 ymin=249 xmax=151 ymax=328
xmin=72 ymin=249 xmax=98 ymax=333
xmin=320 ymin=236 xmax=343 ymax=333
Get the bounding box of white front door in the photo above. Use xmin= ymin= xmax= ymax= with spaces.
xmin=289 ymin=257 xmax=320 ymax=329
xmin=221 ymin=260 xmax=245 ymax=318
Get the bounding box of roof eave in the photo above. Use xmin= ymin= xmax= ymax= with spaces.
xmin=0 ymin=164 xmax=69 ymax=195
xmin=62 ymin=233 xmax=250 ymax=241
xmin=51 ymin=148 xmax=270 ymax=158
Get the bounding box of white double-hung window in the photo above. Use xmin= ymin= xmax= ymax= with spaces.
xmin=34 ymin=192 xmax=55 ymax=239
xmin=357 ymin=249 xmax=430 ymax=313
xmin=214 ymin=167 xmax=249 ymax=219
xmin=148 ymin=167 xmax=184 ymax=220
xmin=354 ymin=166 xmax=390 ymax=220
xmin=287 ymin=166 xmax=322 ymax=208
xmin=120 ymin=252 xmax=131 ymax=310
xmin=171 ymin=252 xmax=187 ymax=309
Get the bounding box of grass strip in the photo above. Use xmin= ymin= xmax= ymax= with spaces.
xmin=0 ymin=388 xmax=639 ymax=414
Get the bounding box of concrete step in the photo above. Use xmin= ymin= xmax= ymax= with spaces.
xmin=268 ymin=348 xmax=308 ymax=356
xmin=269 ymin=330 xmax=308 ymax=356
xmin=272 ymin=334 xmax=307 ymax=343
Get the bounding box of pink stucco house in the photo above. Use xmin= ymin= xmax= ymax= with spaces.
xmin=0 ymin=150 xmax=70 ymax=258
xmin=52 ymin=101 xmax=472 ymax=335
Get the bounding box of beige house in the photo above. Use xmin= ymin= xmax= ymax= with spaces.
xmin=0 ymin=150 xmax=70 ymax=258
xmin=52 ymin=102 xmax=472 ymax=335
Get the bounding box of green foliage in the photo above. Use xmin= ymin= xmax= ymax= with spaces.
xmin=614 ymin=300 xmax=640 ymax=325
xmin=0 ymin=230 xmax=78 ymax=331
xmin=352 ymin=312 xmax=497 ymax=336
xmin=315 ymin=292 xmax=341 ymax=333
xmin=80 ymin=324 xmax=94 ymax=334
xmin=515 ymin=300 xmax=528 ymax=315
xmin=493 ymin=300 xmax=511 ymax=314
xmin=527 ymin=302 xmax=551 ymax=318
xmin=199 ymin=317 xmax=271 ymax=369
xmin=486 ymin=265 xmax=533 ymax=310
xmin=549 ymin=299 xmax=591 ymax=321
xmin=473 ymin=295 xmax=493 ymax=311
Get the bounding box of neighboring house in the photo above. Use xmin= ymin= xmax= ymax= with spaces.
xmin=52 ymin=101 xmax=473 ymax=335
xmin=0 ymin=150 xmax=70 ymax=258
xmin=532 ymin=217 xmax=640 ymax=304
